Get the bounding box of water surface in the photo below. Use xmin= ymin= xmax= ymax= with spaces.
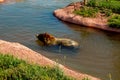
xmin=0 ymin=0 xmax=120 ymax=80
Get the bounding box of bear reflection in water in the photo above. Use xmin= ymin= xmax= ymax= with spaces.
xmin=36 ymin=33 xmax=79 ymax=52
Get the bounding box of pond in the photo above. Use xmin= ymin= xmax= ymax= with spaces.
xmin=0 ymin=0 xmax=120 ymax=80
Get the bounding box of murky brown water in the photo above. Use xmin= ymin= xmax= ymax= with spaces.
xmin=0 ymin=0 xmax=120 ymax=80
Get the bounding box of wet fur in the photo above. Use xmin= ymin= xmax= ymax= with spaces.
xmin=36 ymin=33 xmax=79 ymax=47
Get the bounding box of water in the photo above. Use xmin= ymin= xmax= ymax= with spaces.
xmin=0 ymin=0 xmax=120 ymax=80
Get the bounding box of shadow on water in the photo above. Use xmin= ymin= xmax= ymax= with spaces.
xmin=62 ymin=21 xmax=120 ymax=42
xmin=61 ymin=21 xmax=105 ymax=34
xmin=35 ymin=40 xmax=80 ymax=54
xmin=103 ymin=32 xmax=120 ymax=41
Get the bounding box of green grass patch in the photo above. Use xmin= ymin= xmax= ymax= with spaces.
xmin=108 ymin=15 xmax=120 ymax=28
xmin=74 ymin=6 xmax=99 ymax=17
xmin=0 ymin=53 xmax=74 ymax=80
xmin=82 ymin=77 xmax=91 ymax=80
xmin=86 ymin=0 xmax=120 ymax=28
xmin=74 ymin=0 xmax=120 ymax=17
xmin=100 ymin=8 xmax=112 ymax=17
xmin=74 ymin=0 xmax=120 ymax=28
xmin=87 ymin=0 xmax=120 ymax=14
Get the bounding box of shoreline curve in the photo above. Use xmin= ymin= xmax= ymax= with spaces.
xmin=53 ymin=2 xmax=120 ymax=33
xmin=0 ymin=40 xmax=100 ymax=80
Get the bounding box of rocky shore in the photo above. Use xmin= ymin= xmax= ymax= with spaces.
xmin=0 ymin=40 xmax=100 ymax=80
xmin=54 ymin=2 xmax=120 ymax=33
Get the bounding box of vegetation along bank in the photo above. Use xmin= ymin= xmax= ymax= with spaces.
xmin=54 ymin=0 xmax=120 ymax=33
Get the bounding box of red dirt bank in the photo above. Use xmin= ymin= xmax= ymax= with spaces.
xmin=0 ymin=40 xmax=100 ymax=80
xmin=54 ymin=2 xmax=120 ymax=33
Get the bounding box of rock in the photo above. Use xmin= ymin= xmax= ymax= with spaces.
xmin=36 ymin=33 xmax=79 ymax=48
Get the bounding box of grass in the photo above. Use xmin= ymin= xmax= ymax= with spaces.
xmin=87 ymin=0 xmax=120 ymax=28
xmin=0 ymin=53 xmax=74 ymax=80
xmin=108 ymin=15 xmax=120 ymax=28
xmin=87 ymin=0 xmax=120 ymax=14
xmin=74 ymin=6 xmax=99 ymax=17
xmin=73 ymin=0 xmax=120 ymax=28
xmin=82 ymin=77 xmax=91 ymax=80
xmin=74 ymin=0 xmax=120 ymax=17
